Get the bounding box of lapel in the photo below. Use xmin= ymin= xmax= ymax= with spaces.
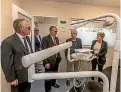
xmin=99 ymin=40 xmax=105 ymax=52
xmin=35 ymin=35 xmax=40 ymax=43
xmin=76 ymin=38 xmax=80 ymax=48
xmin=13 ymin=33 xmax=29 ymax=54
xmin=48 ymin=34 xmax=59 ymax=46
xmin=39 ymin=35 xmax=41 ymax=41
xmin=48 ymin=34 xmax=55 ymax=46
xmin=93 ymin=40 xmax=96 ymax=49
xmin=26 ymin=36 xmax=33 ymax=53
xmin=55 ymin=37 xmax=59 ymax=45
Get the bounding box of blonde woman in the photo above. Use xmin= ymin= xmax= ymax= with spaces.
xmin=91 ymin=32 xmax=108 ymax=82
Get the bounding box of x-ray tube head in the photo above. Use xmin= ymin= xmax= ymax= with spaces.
xmin=22 ymin=42 xmax=72 ymax=67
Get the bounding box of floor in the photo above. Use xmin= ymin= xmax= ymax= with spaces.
xmin=30 ymin=79 xmax=73 ymax=92
xmin=30 ymin=62 xmax=92 ymax=92
xmin=31 ymin=64 xmax=73 ymax=92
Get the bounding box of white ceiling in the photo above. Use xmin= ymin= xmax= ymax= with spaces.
xmin=40 ymin=0 xmax=120 ymax=7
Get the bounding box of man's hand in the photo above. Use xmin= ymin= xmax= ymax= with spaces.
xmin=9 ymin=79 xmax=18 ymax=86
xmin=45 ymin=63 xmax=50 ymax=69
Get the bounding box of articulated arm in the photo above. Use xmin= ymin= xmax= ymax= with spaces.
xmin=22 ymin=13 xmax=120 ymax=92
xmin=22 ymin=42 xmax=72 ymax=67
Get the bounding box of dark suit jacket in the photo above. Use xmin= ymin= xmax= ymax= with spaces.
xmin=35 ymin=35 xmax=41 ymax=52
xmin=65 ymin=38 xmax=82 ymax=57
xmin=1 ymin=33 xmax=32 ymax=83
xmin=91 ymin=40 xmax=108 ymax=64
xmin=41 ymin=34 xmax=62 ymax=67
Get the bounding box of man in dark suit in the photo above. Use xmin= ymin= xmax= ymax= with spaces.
xmin=34 ymin=27 xmax=41 ymax=52
xmin=34 ymin=27 xmax=42 ymax=73
xmin=41 ymin=26 xmax=62 ymax=92
xmin=1 ymin=19 xmax=32 ymax=92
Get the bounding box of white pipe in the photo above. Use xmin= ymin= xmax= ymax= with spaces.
xmin=32 ymin=71 xmax=109 ymax=92
xmin=71 ymin=13 xmax=115 ymax=25
xmin=67 ymin=48 xmax=75 ymax=62
xmin=110 ymin=52 xmax=120 ymax=92
xmin=28 ymin=64 xmax=35 ymax=82
xmin=108 ymin=14 xmax=120 ymax=92
xmin=22 ymin=42 xmax=72 ymax=67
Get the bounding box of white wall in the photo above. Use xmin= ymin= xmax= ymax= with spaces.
xmin=34 ymin=16 xmax=58 ymax=37
xmin=38 ymin=24 xmax=53 ymax=37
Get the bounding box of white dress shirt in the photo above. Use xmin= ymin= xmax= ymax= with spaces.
xmin=50 ymin=35 xmax=56 ymax=44
xmin=16 ymin=33 xmax=31 ymax=53
xmin=50 ymin=35 xmax=57 ymax=57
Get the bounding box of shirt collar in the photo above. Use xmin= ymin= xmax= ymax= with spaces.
xmin=72 ymin=38 xmax=77 ymax=41
xmin=16 ymin=32 xmax=24 ymax=39
xmin=50 ymin=34 xmax=56 ymax=39
xmin=35 ymin=34 xmax=39 ymax=36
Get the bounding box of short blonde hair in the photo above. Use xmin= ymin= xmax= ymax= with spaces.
xmin=97 ymin=32 xmax=105 ymax=39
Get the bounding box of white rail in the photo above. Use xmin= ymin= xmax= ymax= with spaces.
xmin=32 ymin=71 xmax=109 ymax=92
xmin=22 ymin=42 xmax=72 ymax=67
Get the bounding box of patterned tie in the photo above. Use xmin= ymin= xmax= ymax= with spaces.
xmin=53 ymin=38 xmax=57 ymax=46
xmin=23 ymin=37 xmax=29 ymax=53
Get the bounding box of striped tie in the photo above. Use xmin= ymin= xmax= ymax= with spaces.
xmin=23 ymin=37 xmax=29 ymax=53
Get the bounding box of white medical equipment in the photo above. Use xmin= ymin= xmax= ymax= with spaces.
xmin=22 ymin=13 xmax=120 ymax=92
xmin=67 ymin=48 xmax=96 ymax=92
xmin=71 ymin=49 xmax=96 ymax=61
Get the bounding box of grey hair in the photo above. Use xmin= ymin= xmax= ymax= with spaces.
xmin=71 ymin=29 xmax=77 ymax=34
xmin=13 ymin=19 xmax=26 ymax=32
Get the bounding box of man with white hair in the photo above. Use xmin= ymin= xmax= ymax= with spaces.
xmin=1 ymin=19 xmax=32 ymax=92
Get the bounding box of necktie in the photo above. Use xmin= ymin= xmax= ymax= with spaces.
xmin=53 ymin=38 xmax=57 ymax=57
xmin=53 ymin=38 xmax=57 ymax=46
xmin=23 ymin=37 xmax=29 ymax=53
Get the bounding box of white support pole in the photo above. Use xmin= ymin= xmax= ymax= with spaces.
xmin=110 ymin=52 xmax=120 ymax=92
xmin=28 ymin=64 xmax=35 ymax=82
xmin=67 ymin=48 xmax=75 ymax=62
xmin=22 ymin=42 xmax=72 ymax=67
xmin=32 ymin=71 xmax=109 ymax=92
xmin=109 ymin=14 xmax=120 ymax=92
